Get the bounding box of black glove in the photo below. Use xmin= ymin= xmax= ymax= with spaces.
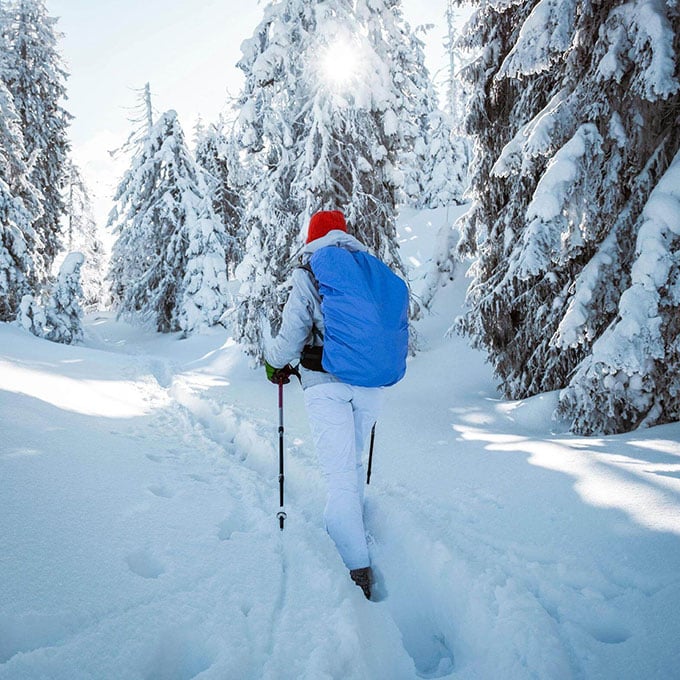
xmin=265 ymin=361 xmax=297 ymax=384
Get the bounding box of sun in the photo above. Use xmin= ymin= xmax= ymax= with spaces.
xmin=320 ymin=39 xmax=359 ymax=88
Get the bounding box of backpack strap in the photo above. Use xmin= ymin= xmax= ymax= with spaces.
xmin=298 ymin=261 xmax=318 ymax=289
xmin=298 ymin=262 xmax=326 ymax=373
xmin=298 ymin=262 xmax=323 ymax=343
xmin=297 ymin=262 xmax=325 ymax=370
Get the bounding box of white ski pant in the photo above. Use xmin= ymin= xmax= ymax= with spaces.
xmin=304 ymin=382 xmax=384 ymax=571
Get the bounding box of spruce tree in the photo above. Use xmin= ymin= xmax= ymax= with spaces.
xmin=43 ymin=251 xmax=84 ymax=344
xmin=390 ymin=24 xmax=437 ymax=209
xmin=0 ymin=53 xmax=41 ymax=320
xmin=234 ymin=0 xmax=319 ymax=358
xmin=351 ymin=0 xmax=436 ymax=256
xmin=16 ymin=291 xmax=45 ymax=336
xmin=3 ymin=0 xmax=70 ymax=282
xmin=444 ymin=0 xmax=473 ymax=165
xmin=557 ymin=152 xmax=680 ymax=433
xmin=420 ymin=109 xmax=467 ymax=209
xmin=194 ymin=121 xmax=244 ymax=278
xmin=17 ymin=252 xmax=84 ymax=344
xmin=454 ymin=0 xmax=680 ymax=433
xmin=108 ymin=109 xmax=229 ymax=333
xmin=63 ymin=160 xmax=106 ymax=310
xmin=418 ymin=0 xmax=472 ymax=310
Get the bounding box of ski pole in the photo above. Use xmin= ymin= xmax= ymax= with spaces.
xmin=366 ymin=422 xmax=376 ymax=485
xmin=277 ymin=378 xmax=287 ymax=530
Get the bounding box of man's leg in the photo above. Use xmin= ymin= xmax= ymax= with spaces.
xmin=304 ymin=382 xmax=370 ymax=570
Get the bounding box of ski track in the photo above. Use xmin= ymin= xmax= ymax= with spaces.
xmin=118 ymin=352 xmax=457 ymax=679
xmin=165 ymin=367 xmax=423 ymax=678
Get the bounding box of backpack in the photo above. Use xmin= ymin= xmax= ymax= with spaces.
xmin=304 ymin=245 xmax=409 ymax=387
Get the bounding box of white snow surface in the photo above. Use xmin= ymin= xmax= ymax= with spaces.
xmin=2 ymin=207 xmax=680 ymax=679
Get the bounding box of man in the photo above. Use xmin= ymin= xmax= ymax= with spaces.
xmin=264 ymin=210 xmax=388 ymax=599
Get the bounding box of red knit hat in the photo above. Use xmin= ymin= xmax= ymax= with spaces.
xmin=306 ymin=210 xmax=347 ymax=244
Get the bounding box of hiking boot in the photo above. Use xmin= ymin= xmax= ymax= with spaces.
xmin=350 ymin=566 xmax=372 ymax=600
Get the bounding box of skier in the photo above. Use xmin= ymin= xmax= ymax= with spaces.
xmin=264 ymin=209 xmax=407 ymax=600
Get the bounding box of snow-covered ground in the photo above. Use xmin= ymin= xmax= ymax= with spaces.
xmin=1 ymin=207 xmax=680 ymax=679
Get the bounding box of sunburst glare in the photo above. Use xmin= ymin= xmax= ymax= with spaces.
xmin=320 ymin=38 xmax=359 ymax=88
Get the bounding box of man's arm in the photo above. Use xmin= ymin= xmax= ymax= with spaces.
xmin=264 ymin=268 xmax=317 ymax=369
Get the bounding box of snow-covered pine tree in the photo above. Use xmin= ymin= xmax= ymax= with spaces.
xmin=0 ymin=22 xmax=42 ymax=321
xmin=557 ymin=152 xmax=680 ymax=433
xmin=62 ymin=160 xmax=106 ymax=309
xmin=106 ymin=84 xmax=154 ymax=313
xmin=420 ymin=109 xmax=466 ymax=209
xmin=235 ymin=0 xmax=437 ymax=358
xmin=444 ymin=0 xmax=473 ymax=165
xmin=348 ymin=0 xmax=440 ymax=235
xmin=388 ymin=22 xmax=436 ymax=209
xmin=18 ymin=251 xmax=84 ymax=343
xmin=299 ymin=0 xmax=410 ymax=271
xmin=176 ymin=174 xmax=232 ymax=334
xmin=108 ymin=109 xmax=230 ymax=333
xmin=417 ymin=0 xmax=472 ymax=311
xmin=416 ymin=108 xmax=469 ymax=309
xmin=194 ymin=121 xmax=244 ymax=278
xmin=16 ymin=292 xmax=45 ymax=336
xmin=3 ymin=0 xmax=70 ymax=283
xmin=454 ymin=0 xmax=679 ymax=433
xmin=43 ymin=251 xmax=84 ymax=344
xmin=234 ymin=0 xmax=323 ymax=359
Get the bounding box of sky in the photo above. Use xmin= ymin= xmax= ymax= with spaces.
xmin=48 ymin=1 xmax=455 ymax=229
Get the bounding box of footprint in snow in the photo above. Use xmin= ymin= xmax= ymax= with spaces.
xmin=217 ymin=518 xmax=238 ymax=541
xmin=146 ymin=449 xmax=179 ymax=464
xmin=147 ymin=484 xmax=175 ymax=499
xmin=126 ymin=550 xmax=165 ymax=579
xmin=188 ymin=473 xmax=209 ymax=484
xmin=583 ymin=619 xmax=631 ymax=645
xmin=0 ymin=611 xmax=84 ymax=664
xmin=149 ymin=360 xmax=173 ymax=389
xmin=217 ymin=512 xmax=250 ymax=541
xmin=365 ymin=523 xmax=455 ymax=677
xmin=397 ymin=613 xmax=455 ymax=679
xmin=367 ymin=562 xmax=454 ymax=676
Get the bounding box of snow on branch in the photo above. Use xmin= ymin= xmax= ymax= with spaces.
xmin=512 ymin=124 xmax=603 ymax=280
xmin=552 ymin=228 xmax=619 ymax=349
xmin=497 ymin=0 xmax=576 ymax=79
xmin=596 ymin=0 xmax=680 ymax=100
xmin=558 ymin=149 xmax=680 ymax=433
xmin=492 ymin=90 xmax=570 ymax=178
xmin=18 ymin=252 xmax=86 ymax=344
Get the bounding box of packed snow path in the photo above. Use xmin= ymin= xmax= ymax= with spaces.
xmin=2 ymin=280 xmax=680 ymax=678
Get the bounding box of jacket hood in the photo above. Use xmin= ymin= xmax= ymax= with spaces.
xmin=301 ymin=230 xmax=368 ymax=258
